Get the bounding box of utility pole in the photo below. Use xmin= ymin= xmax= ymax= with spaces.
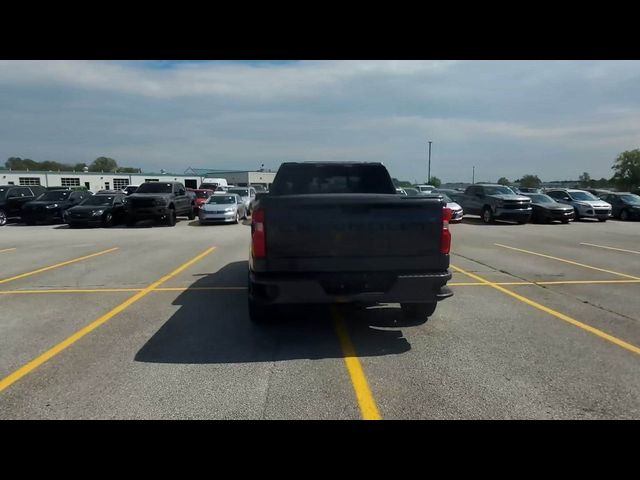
xmin=427 ymin=141 xmax=432 ymax=183
xmin=472 ymin=166 xmax=475 ymax=184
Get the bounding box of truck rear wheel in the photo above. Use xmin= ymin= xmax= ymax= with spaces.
xmin=401 ymin=302 xmax=437 ymax=319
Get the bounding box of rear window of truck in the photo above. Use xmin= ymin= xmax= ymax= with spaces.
xmin=271 ymin=164 xmax=396 ymax=195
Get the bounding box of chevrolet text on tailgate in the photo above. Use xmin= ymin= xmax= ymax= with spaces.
xmin=247 ymin=162 xmax=453 ymax=323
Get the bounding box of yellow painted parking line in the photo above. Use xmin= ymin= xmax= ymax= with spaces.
xmin=154 ymin=286 xmax=248 ymax=292
xmin=0 ymin=248 xmax=16 ymax=254
xmin=0 ymin=246 xmax=216 ymax=394
xmin=332 ymin=307 xmax=382 ymax=420
xmin=0 ymin=248 xmax=119 ymax=285
xmin=494 ymin=243 xmax=640 ymax=280
xmin=536 ymin=279 xmax=640 ymax=285
xmin=580 ymin=242 xmax=640 ymax=256
xmin=451 ymin=264 xmax=640 ymax=356
xmin=0 ymin=288 xmax=142 ymax=295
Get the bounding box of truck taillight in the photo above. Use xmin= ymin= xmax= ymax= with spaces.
xmin=441 ymin=207 xmax=452 ymax=255
xmin=251 ymin=208 xmax=266 ymax=258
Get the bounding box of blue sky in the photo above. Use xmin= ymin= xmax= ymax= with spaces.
xmin=1 ymin=60 xmax=639 ymax=182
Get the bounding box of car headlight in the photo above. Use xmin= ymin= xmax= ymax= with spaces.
xmin=154 ymin=199 xmax=166 ymax=206
xmin=225 ymin=207 xmax=235 ymax=213
xmin=91 ymin=210 xmax=104 ymax=216
xmin=45 ymin=204 xmax=59 ymax=209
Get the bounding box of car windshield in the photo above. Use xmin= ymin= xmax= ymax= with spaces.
xmin=136 ymin=183 xmax=173 ymax=194
xmin=81 ymin=195 xmax=115 ymax=206
xmin=620 ymin=194 xmax=640 ymax=204
xmin=527 ymin=194 xmax=555 ymax=204
xmin=483 ymin=186 xmax=516 ymax=195
xmin=40 ymin=191 xmax=71 ymax=201
xmin=228 ymin=189 xmax=249 ymax=197
xmin=570 ymin=191 xmax=598 ymax=201
xmin=207 ymin=195 xmax=236 ymax=204
xmin=441 ymin=194 xmax=453 ymax=203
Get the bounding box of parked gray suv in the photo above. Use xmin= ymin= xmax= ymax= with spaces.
xmin=546 ymin=189 xmax=611 ymax=222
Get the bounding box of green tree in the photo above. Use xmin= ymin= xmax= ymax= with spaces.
xmin=74 ymin=163 xmax=88 ymax=171
xmin=519 ymin=174 xmax=541 ymax=188
xmin=611 ymin=149 xmax=640 ymax=192
xmin=578 ymin=172 xmax=591 ymax=188
xmin=118 ymin=167 xmax=141 ymax=173
xmin=90 ymin=156 xmax=118 ymax=172
xmin=428 ymin=176 xmax=441 ymax=187
xmin=497 ymin=177 xmax=510 ymax=186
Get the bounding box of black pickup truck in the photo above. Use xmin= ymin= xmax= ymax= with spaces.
xmin=126 ymin=181 xmax=196 ymax=226
xmin=247 ymin=162 xmax=453 ymax=323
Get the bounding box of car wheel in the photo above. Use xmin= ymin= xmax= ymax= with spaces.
xmin=401 ymin=303 xmax=437 ymax=319
xmin=188 ymin=207 xmax=195 ymax=220
xmin=234 ymin=211 xmax=239 ymax=224
xmin=0 ymin=209 xmax=6 ymax=226
xmin=248 ymin=297 xmax=276 ymax=324
xmin=561 ymin=219 xmax=570 ymax=224
xmin=482 ymin=207 xmax=494 ymax=224
xmin=598 ymin=218 xmax=607 ymax=222
xmin=620 ymin=209 xmax=629 ymax=221
xmin=102 ymin=213 xmax=113 ymax=228
xmin=166 ymin=209 xmax=176 ymax=226
xmin=574 ymin=207 xmax=580 ymax=220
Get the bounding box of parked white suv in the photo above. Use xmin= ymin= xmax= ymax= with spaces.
xmin=546 ymin=189 xmax=612 ymax=221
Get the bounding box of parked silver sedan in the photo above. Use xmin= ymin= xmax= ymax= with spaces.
xmin=441 ymin=194 xmax=464 ymax=223
xmin=198 ymin=194 xmax=246 ymax=224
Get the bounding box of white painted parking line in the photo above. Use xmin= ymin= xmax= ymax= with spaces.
xmin=580 ymin=243 xmax=640 ymax=256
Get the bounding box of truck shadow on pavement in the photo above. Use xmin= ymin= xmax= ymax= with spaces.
xmin=135 ymin=261 xmax=417 ymax=364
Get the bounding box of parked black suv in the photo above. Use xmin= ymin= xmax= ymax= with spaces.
xmin=0 ymin=185 xmax=47 ymax=226
xmin=21 ymin=189 xmax=93 ymax=225
xmin=127 ymin=181 xmax=196 ymax=226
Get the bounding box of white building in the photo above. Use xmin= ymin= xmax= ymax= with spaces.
xmin=0 ymin=169 xmax=277 ymax=191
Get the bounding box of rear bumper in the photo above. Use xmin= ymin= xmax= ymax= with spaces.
xmin=249 ymin=270 xmax=453 ymax=306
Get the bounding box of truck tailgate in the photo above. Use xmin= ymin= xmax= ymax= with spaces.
xmin=263 ymin=194 xmax=448 ymax=272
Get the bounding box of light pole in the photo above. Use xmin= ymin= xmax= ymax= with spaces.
xmin=472 ymin=166 xmax=475 ymax=184
xmin=427 ymin=141 xmax=432 ymax=183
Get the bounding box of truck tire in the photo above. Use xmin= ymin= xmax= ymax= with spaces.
xmin=401 ymin=302 xmax=437 ymax=319
xmin=248 ymin=298 xmax=276 ymax=324
xmin=188 ymin=206 xmax=195 ymax=220
xmin=482 ymin=207 xmax=494 ymax=224
xmin=166 ymin=209 xmax=176 ymax=226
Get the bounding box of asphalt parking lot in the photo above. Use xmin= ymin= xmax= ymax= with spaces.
xmin=0 ymin=216 xmax=639 ymax=419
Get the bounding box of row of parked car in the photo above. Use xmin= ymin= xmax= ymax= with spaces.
xmin=396 ymin=184 xmax=640 ymax=224
xmin=0 ymin=181 xmax=262 ymax=227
